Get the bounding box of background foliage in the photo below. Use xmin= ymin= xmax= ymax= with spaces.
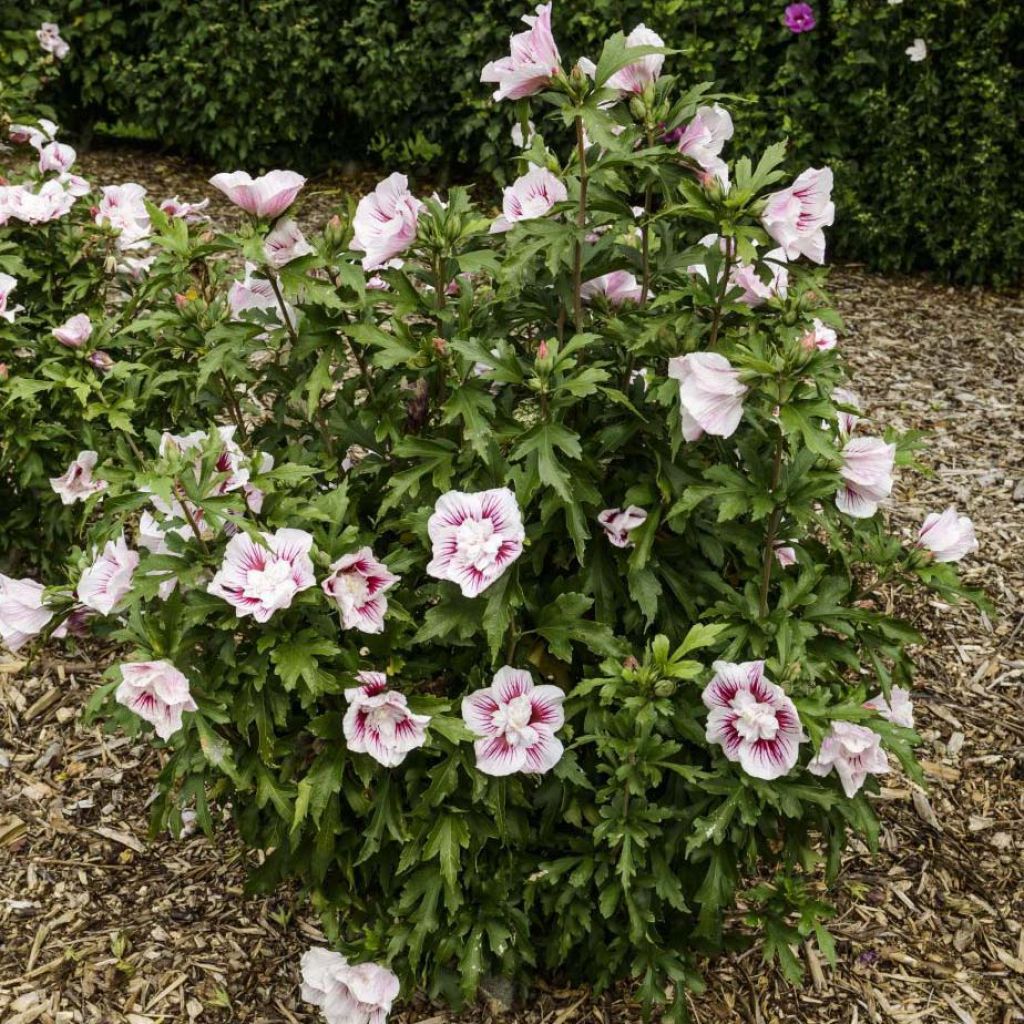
xmin=29 ymin=0 xmax=1024 ymax=287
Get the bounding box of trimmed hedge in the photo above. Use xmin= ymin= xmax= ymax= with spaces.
xmin=40 ymin=0 xmax=1024 ymax=285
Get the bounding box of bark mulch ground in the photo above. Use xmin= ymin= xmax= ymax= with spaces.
xmin=1 ymin=150 xmax=1023 ymax=1023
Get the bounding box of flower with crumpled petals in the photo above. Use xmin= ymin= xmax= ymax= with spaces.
xmin=667 ymin=352 xmax=748 ymax=441
xmin=95 ymin=183 xmax=151 ymax=250
xmin=264 ymin=218 xmax=314 ymax=268
xmin=0 ymin=274 xmax=22 ymax=324
xmin=321 ymin=548 xmax=400 ymax=634
xmin=597 ymin=506 xmax=647 ymax=548
xmin=864 ymin=685 xmax=914 ymax=729
xmin=37 ymin=22 xmax=69 ymax=59
xmin=481 ymin=3 xmax=561 ymax=102
xmin=580 ymin=271 xmax=647 ymax=306
xmin=808 ymin=721 xmax=889 ymax=797
xmin=343 ymin=672 xmax=430 ymax=767
xmin=916 ymin=507 xmax=977 ymax=563
xmin=0 ymin=575 xmax=54 ymax=653
xmin=52 ymin=313 xmax=92 ymax=348
xmin=77 ymin=535 xmax=139 ymax=615
xmin=676 ymin=105 xmax=734 ymax=187
xmin=761 ymin=167 xmax=834 ymax=264
xmin=351 ymin=173 xmax=424 ymax=271
xmin=50 ymin=451 xmax=107 ymax=505
xmin=490 ymin=165 xmax=566 ymax=233
xmin=115 ymin=660 xmax=197 ymax=741
xmin=159 ymin=196 xmax=210 ymax=222
xmin=462 ymin=666 xmax=565 ymax=776
xmin=801 ymin=318 xmax=837 ymax=351
xmin=300 ymin=947 xmax=401 ymax=1024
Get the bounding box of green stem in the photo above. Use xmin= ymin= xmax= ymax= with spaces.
xmin=267 ymin=272 xmax=299 ymax=347
xmin=572 ymin=114 xmax=589 ymax=331
xmin=758 ymin=438 xmax=785 ymax=619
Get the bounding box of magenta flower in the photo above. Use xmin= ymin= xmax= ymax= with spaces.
xmin=761 ymin=167 xmax=834 ymax=264
xmin=580 ymin=270 xmax=647 ymax=306
xmin=0 ymin=273 xmax=22 ymax=323
xmin=481 ymin=3 xmax=562 ymax=102
xmin=667 ymin=352 xmax=748 ymax=442
xmin=462 ymin=666 xmax=566 ymax=776
xmin=426 ymin=488 xmax=525 ymax=598
xmin=351 ymin=173 xmax=424 ymax=271
xmin=783 ymin=3 xmax=816 ymax=33
xmin=676 ymin=104 xmax=734 ymax=187
xmin=836 ymin=437 xmax=896 ymax=518
xmin=300 ymin=948 xmax=401 ymax=1024
xmin=321 ymin=547 xmax=400 ymax=634
xmin=597 ymin=506 xmax=648 ymax=548
xmin=808 ymin=721 xmax=890 ymax=797
xmin=0 ymin=575 xmax=54 ymax=653
xmin=115 ymin=660 xmax=197 ymax=741
xmin=490 ymin=165 xmax=567 ymax=233
xmin=263 ymin=218 xmax=314 ymax=268
xmin=49 ymin=450 xmax=107 ymax=505
xmin=53 ymin=313 xmax=93 ymax=349
xmin=605 ymin=24 xmax=665 ymax=94
xmin=703 ymin=660 xmax=804 ymax=780
xmin=864 ymin=685 xmax=914 ymax=729
xmin=209 ymin=169 xmax=306 ymax=219
xmin=77 ymin=534 xmax=139 ymax=615
xmin=207 ymin=528 xmax=316 ymax=622
xmin=343 ymin=672 xmax=430 ymax=768
xmin=916 ymin=507 xmax=978 ymax=563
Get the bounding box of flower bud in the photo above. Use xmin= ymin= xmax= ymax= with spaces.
xmin=431 ymin=336 xmax=448 ymax=357
xmin=103 ymin=255 xmax=118 ymax=275
xmin=88 ymin=350 xmax=114 ymax=373
xmin=0 ymin=362 xmax=8 ymax=381
xmin=654 ymin=679 xmax=676 ymax=698
xmin=174 ymin=292 xmax=189 ymax=310
xmin=537 ymin=340 xmax=550 ymax=360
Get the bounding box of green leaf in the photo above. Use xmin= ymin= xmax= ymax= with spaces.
xmin=535 ymin=592 xmax=625 ymax=662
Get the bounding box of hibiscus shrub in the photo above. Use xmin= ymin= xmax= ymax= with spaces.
xmin=5 ymin=7 xmax=984 ymax=1020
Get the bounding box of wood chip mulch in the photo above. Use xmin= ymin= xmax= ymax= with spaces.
xmin=1 ymin=150 xmax=1023 ymax=1023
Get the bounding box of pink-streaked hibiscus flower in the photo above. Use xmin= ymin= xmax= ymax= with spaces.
xmin=300 ymin=948 xmax=401 ymax=1024
xmin=51 ymin=313 xmax=92 ymax=348
xmin=209 ymin=169 xmax=306 ymax=218
xmin=597 ymin=506 xmax=648 ymax=548
xmin=729 ymin=248 xmax=789 ymax=306
xmin=761 ymin=167 xmax=834 ymax=264
xmin=77 ymin=535 xmax=139 ymax=615
xmin=351 ymin=173 xmax=424 ymax=271
xmin=426 ymin=488 xmax=525 ymax=598
xmin=95 ymin=183 xmax=151 ymax=250
xmin=207 ymin=528 xmax=315 ymax=622
xmin=0 ymin=575 xmax=54 ymax=653
xmin=462 ymin=666 xmax=565 ymax=776
xmin=138 ymin=511 xmax=184 ymax=601
xmin=774 ymin=543 xmax=797 ymax=567
xmin=490 ymin=165 xmax=566 ymax=233
xmin=49 ymin=450 xmax=107 ymax=505
xmin=605 ymin=24 xmax=664 ymax=94
xmin=264 ymin=218 xmax=314 ymax=268
xmin=801 ymin=317 xmax=837 ymax=351
xmin=159 ymin=195 xmax=210 ymax=222
xmin=227 ymin=261 xmax=288 ymax=322
xmin=0 ymin=273 xmax=21 ymax=323
xmin=343 ymin=672 xmax=430 ymax=768
xmin=702 ymin=660 xmax=805 ymax=780
xmin=115 ymin=660 xmax=197 ymax=741
xmin=864 ymin=685 xmax=915 ymax=729
xmin=916 ymin=507 xmax=978 ymax=563
xmin=38 ymin=141 xmax=75 ymax=175
xmin=580 ymin=270 xmax=647 ymax=306
xmin=321 ymin=547 xmax=400 ymax=634
xmin=481 ymin=2 xmax=561 ymax=102
xmin=4 ymin=180 xmax=75 ymax=225
xmin=668 ymin=352 xmax=748 ymax=442
xmin=836 ymin=437 xmax=895 ymax=518
xmin=8 ymin=118 xmax=58 ymax=149
xmin=831 ymin=386 xmax=861 ymax=437
xmin=808 ymin=721 xmax=889 ymax=797
xmin=675 ymin=104 xmax=734 ymax=187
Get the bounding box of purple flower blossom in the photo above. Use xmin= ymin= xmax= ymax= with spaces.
xmin=783 ymin=3 xmax=816 ymax=33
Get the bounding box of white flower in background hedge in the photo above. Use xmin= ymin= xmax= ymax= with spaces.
xmin=0 ymin=274 xmax=21 ymax=323
xmin=865 ymin=685 xmax=915 ymax=729
xmin=605 ymin=24 xmax=664 ymax=94
xmin=481 ymin=2 xmax=561 ymax=102
xmin=597 ymin=505 xmax=647 ymax=548
xmin=49 ymin=450 xmax=107 ymax=505
xmin=51 ymin=312 xmax=92 ymax=348
xmin=675 ymin=104 xmax=734 ymax=187
xmin=906 ymin=38 xmax=927 ymax=62
xmin=207 ymin=528 xmax=315 ymax=622
xmin=761 ymin=167 xmax=834 ymax=264
xmin=350 ymin=173 xmax=424 ymax=270
xmin=836 ymin=437 xmax=896 ymax=518
xmin=0 ymin=575 xmax=54 ymax=653
xmin=95 ymin=183 xmax=151 ymax=250
xmin=808 ymin=721 xmax=890 ymax=797
xmin=115 ymin=660 xmax=197 ymax=741
xmin=321 ymin=548 xmax=400 ymax=634
xmin=510 ymin=120 xmax=536 ymax=148
xmin=77 ymin=535 xmax=139 ymax=615
xmin=490 ymin=165 xmax=567 ymax=233
xmin=801 ymin=317 xmax=837 ymax=351
xmin=343 ymin=672 xmax=430 ymax=767
xmin=462 ymin=666 xmax=566 ymax=776
xmin=426 ymin=487 xmax=524 ymax=598
xmin=264 ymin=217 xmax=314 ymax=268
xmin=917 ymin=507 xmax=978 ymax=563
xmin=209 ymin=169 xmax=306 ymax=218
xmin=580 ymin=270 xmax=647 ymax=306
xmin=37 ymin=22 xmax=69 ymax=60
xmin=668 ymin=352 xmax=748 ymax=441
xmin=702 ymin=660 xmax=804 ymax=780
xmin=300 ymin=947 xmax=400 ymax=1024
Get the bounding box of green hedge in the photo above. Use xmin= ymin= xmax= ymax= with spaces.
xmin=40 ymin=0 xmax=1024 ymax=286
